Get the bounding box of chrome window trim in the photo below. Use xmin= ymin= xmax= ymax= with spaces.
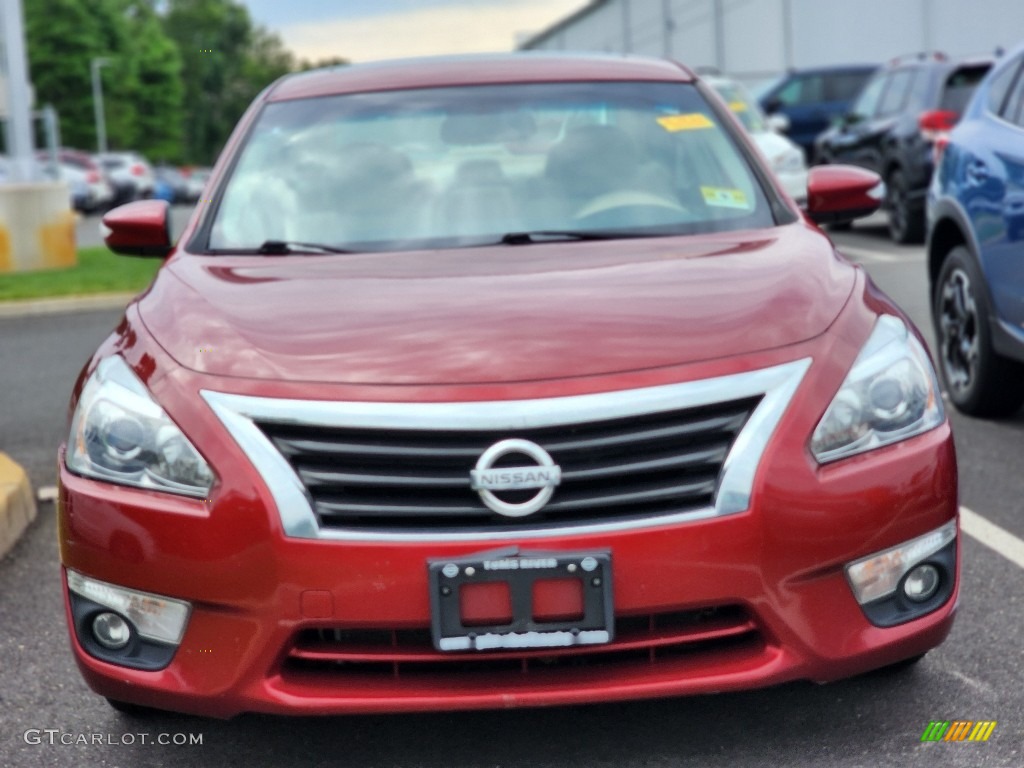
xmin=201 ymin=357 xmax=810 ymax=542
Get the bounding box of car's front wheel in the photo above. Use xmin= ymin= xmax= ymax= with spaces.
xmin=887 ymin=169 xmax=924 ymax=244
xmin=934 ymin=246 xmax=1024 ymax=417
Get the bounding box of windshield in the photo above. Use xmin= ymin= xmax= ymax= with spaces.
xmin=940 ymin=64 xmax=992 ymax=115
xmin=208 ymin=81 xmax=778 ymax=252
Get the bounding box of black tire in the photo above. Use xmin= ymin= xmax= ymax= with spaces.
xmin=106 ymin=698 xmax=158 ymax=717
xmin=827 ymin=221 xmax=854 ymax=232
xmin=886 ymin=169 xmax=925 ymax=244
xmin=933 ymin=246 xmax=1024 ymax=417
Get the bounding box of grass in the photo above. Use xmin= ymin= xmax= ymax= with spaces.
xmin=0 ymin=247 xmax=162 ymax=302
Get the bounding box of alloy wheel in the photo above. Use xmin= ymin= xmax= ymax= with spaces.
xmin=937 ymin=267 xmax=979 ymax=395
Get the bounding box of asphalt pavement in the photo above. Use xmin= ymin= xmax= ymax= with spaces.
xmin=1 ymin=213 xmax=1022 ymax=767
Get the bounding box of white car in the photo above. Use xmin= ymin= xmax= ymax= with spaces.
xmin=705 ymin=76 xmax=808 ymax=204
xmin=46 ymin=151 xmax=114 ymax=212
xmin=96 ymin=151 xmax=156 ymax=205
xmin=183 ymin=167 xmax=212 ymax=203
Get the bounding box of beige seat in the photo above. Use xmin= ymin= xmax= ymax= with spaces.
xmin=433 ymin=158 xmax=523 ymax=237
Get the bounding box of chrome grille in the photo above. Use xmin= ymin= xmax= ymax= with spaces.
xmin=256 ymin=397 xmax=759 ymax=533
xmin=202 ymin=358 xmax=811 ymax=541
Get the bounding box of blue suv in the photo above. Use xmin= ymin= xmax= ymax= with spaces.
xmin=927 ymin=43 xmax=1024 ymax=417
xmin=758 ymin=65 xmax=877 ymax=159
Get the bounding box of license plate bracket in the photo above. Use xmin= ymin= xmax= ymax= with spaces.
xmin=428 ymin=547 xmax=613 ymax=652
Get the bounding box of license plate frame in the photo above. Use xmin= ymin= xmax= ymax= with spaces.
xmin=428 ymin=547 xmax=613 ymax=652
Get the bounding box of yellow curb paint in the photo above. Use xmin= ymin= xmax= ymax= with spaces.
xmin=0 ymin=453 xmax=38 ymax=561
xmin=0 ymin=224 xmax=11 ymax=272
xmin=39 ymin=209 xmax=77 ymax=268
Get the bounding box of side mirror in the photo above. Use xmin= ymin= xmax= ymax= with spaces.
xmin=100 ymin=199 xmax=172 ymax=257
xmin=766 ymin=113 xmax=790 ymax=133
xmin=763 ymin=98 xmax=781 ymax=114
xmin=805 ymin=165 xmax=884 ymax=225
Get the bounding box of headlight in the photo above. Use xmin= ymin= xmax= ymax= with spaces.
xmin=67 ymin=356 xmax=214 ymax=497
xmin=811 ymin=315 xmax=943 ymax=463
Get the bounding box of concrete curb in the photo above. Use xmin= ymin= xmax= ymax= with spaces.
xmin=0 ymin=453 xmax=37 ymax=561
xmin=0 ymin=292 xmax=136 ymax=318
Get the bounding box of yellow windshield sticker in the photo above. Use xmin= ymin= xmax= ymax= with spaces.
xmin=728 ymin=100 xmax=748 ymax=112
xmin=657 ymin=113 xmax=715 ymax=132
xmin=701 ymin=186 xmax=750 ymax=209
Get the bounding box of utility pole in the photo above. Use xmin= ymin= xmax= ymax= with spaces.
xmin=91 ymin=57 xmax=110 ymax=154
xmin=662 ymin=0 xmax=675 ymax=59
xmin=622 ymin=0 xmax=632 ymax=54
xmin=1 ymin=0 xmax=36 ymax=181
xmin=713 ymin=0 xmax=726 ymax=72
xmin=0 ymin=0 xmax=75 ymax=274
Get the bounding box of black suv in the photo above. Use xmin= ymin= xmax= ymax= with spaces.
xmin=815 ymin=53 xmax=992 ymax=243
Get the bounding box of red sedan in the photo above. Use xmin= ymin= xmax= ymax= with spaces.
xmin=60 ymin=53 xmax=957 ymax=718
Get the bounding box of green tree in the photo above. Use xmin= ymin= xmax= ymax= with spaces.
xmin=164 ymin=0 xmax=295 ymax=164
xmin=27 ymin=0 xmax=346 ymax=164
xmin=298 ymin=56 xmax=350 ymax=72
xmin=123 ymin=1 xmax=185 ymax=162
xmin=25 ymin=0 xmax=134 ymax=151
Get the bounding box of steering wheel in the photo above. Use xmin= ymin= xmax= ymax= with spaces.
xmin=574 ymin=190 xmax=689 ymax=228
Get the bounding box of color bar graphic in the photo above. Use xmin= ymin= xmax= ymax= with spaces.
xmin=921 ymin=720 xmax=996 ymax=742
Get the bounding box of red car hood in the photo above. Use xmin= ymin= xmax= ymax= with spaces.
xmin=139 ymin=223 xmax=854 ymax=385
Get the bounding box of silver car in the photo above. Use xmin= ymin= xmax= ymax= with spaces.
xmin=96 ymin=151 xmax=155 ymax=205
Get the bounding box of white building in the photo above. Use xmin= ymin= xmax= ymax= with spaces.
xmin=521 ymin=0 xmax=1024 ymax=84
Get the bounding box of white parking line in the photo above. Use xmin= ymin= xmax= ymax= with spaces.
xmin=835 ymin=247 xmax=925 ymax=266
xmin=960 ymin=506 xmax=1024 ymax=570
xmin=838 ymin=246 xmax=925 ymax=263
xmin=36 ymin=485 xmax=58 ymax=503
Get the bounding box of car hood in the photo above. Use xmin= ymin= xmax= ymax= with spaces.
xmin=139 ymin=223 xmax=855 ymax=385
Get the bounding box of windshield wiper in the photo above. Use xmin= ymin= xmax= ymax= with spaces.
xmin=498 ymin=230 xmax=653 ymax=245
xmin=257 ymin=240 xmax=355 ymax=254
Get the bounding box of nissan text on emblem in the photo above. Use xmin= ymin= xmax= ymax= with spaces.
xmin=470 ymin=439 xmax=562 ymax=517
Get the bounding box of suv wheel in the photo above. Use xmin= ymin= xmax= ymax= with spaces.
xmin=887 ymin=169 xmax=924 ymax=244
xmin=934 ymin=246 xmax=1024 ymax=416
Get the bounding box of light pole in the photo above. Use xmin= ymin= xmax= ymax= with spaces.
xmin=91 ymin=57 xmax=110 ymax=154
xmin=2 ymin=0 xmax=36 ymax=181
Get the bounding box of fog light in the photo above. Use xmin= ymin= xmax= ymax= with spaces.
xmin=903 ymin=564 xmax=940 ymax=602
xmin=846 ymin=520 xmax=956 ymax=605
xmin=92 ymin=612 xmax=131 ymax=649
xmin=67 ymin=570 xmax=191 ymax=645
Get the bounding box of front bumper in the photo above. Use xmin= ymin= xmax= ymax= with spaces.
xmin=58 ymin=418 xmax=958 ymax=718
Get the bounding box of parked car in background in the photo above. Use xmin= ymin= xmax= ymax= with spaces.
xmin=63 ymin=53 xmax=957 ymax=719
xmin=758 ymin=64 xmax=877 ymax=160
xmin=706 ymin=75 xmax=808 ymax=203
xmin=37 ymin=150 xmax=114 ymax=213
xmin=182 ymin=166 xmax=212 ymax=202
xmin=153 ymin=165 xmax=191 ymax=204
xmin=96 ymin=151 xmax=155 ymax=205
xmin=926 ymin=42 xmax=1024 ymax=417
xmin=816 ymin=52 xmax=993 ymax=243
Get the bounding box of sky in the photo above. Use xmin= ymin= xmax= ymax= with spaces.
xmin=241 ymin=0 xmax=589 ymax=63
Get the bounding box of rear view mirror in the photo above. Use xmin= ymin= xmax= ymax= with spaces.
xmin=805 ymin=165 xmax=884 ymax=225
xmin=100 ymin=200 xmax=172 ymax=258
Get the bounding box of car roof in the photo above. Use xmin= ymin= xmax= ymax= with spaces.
xmin=267 ymin=52 xmax=695 ymax=102
xmin=883 ymin=52 xmax=994 ymax=71
xmin=781 ymin=64 xmax=877 ymax=76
